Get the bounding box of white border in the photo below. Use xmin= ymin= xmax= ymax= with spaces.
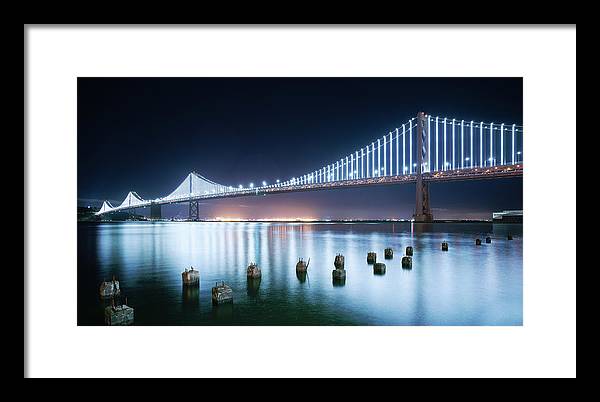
xmin=25 ymin=25 xmax=576 ymax=378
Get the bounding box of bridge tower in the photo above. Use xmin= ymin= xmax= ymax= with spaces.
xmin=188 ymin=171 xmax=200 ymax=221
xmin=414 ymin=111 xmax=433 ymax=222
xmin=189 ymin=200 xmax=199 ymax=221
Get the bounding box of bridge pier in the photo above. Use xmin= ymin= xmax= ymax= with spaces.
xmin=150 ymin=203 xmax=162 ymax=220
xmin=189 ymin=200 xmax=199 ymax=221
xmin=414 ymin=111 xmax=433 ymax=222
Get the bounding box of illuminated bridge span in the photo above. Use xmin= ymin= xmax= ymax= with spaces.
xmin=97 ymin=112 xmax=523 ymax=221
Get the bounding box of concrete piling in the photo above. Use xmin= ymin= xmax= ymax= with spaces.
xmin=332 ymin=276 xmax=346 ymax=287
xmin=296 ymin=258 xmax=309 ymax=273
xmin=332 ymin=268 xmax=346 ymax=280
xmin=486 ymin=237 xmax=492 ymax=244
xmin=384 ymin=248 xmax=393 ymax=259
xmin=246 ymin=277 xmax=261 ymax=296
xmin=104 ymin=299 xmax=134 ymax=325
xmin=441 ymin=242 xmax=449 ymax=251
xmin=507 ymin=234 xmax=513 ymax=240
xmin=475 ymin=238 xmax=482 ymax=245
xmin=181 ymin=267 xmax=200 ymax=286
xmin=367 ymin=252 xmax=377 ymax=264
xmin=332 ymin=255 xmax=347 ymax=284
xmin=401 ymin=256 xmax=412 ymax=269
xmin=334 ymin=254 xmax=345 ymax=270
xmin=405 ymin=246 xmax=413 ymax=256
xmin=246 ymin=262 xmax=261 ymax=279
xmin=296 ymin=270 xmax=307 ymax=283
xmin=212 ymin=281 xmax=233 ymax=305
xmin=373 ymin=262 xmax=386 ymax=275
xmin=99 ymin=276 xmax=121 ymax=298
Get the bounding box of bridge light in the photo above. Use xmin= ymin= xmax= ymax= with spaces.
xmin=238 ymin=185 xmax=243 ymax=189
xmin=262 ymin=181 xmax=267 ymax=187
xmin=465 ymin=157 xmax=470 ymax=161
xmin=276 ymin=179 xmax=280 ymax=183
xmin=249 ymin=183 xmax=254 ymax=188
xmin=517 ymin=151 xmax=521 ymax=155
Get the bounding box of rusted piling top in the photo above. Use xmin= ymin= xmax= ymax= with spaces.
xmin=367 ymin=252 xmax=377 ymax=264
xmin=334 ymin=254 xmax=345 ymax=270
xmin=296 ymin=258 xmax=309 ymax=272
xmin=99 ymin=276 xmax=120 ymax=298
xmin=332 ymin=254 xmax=347 ymax=282
xmin=247 ymin=262 xmax=262 ymax=279
xmin=182 ymin=266 xmax=200 ymax=286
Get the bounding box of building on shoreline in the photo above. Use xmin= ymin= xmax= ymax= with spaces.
xmin=492 ymin=210 xmax=523 ymax=224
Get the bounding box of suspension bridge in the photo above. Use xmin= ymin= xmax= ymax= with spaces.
xmin=96 ymin=112 xmax=523 ymax=221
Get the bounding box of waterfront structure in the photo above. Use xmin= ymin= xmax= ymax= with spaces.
xmin=492 ymin=210 xmax=523 ymax=223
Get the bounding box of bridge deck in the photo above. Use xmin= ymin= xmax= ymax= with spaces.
xmin=100 ymin=164 xmax=522 ymax=214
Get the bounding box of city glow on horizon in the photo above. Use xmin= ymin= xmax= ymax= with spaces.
xmin=213 ymin=216 xmax=320 ymax=222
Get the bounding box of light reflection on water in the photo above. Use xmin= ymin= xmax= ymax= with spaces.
xmin=78 ymin=222 xmax=522 ymax=325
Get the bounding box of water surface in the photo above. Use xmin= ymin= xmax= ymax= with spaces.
xmin=78 ymin=221 xmax=522 ymax=325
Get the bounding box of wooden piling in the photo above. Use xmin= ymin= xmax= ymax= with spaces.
xmin=367 ymin=252 xmax=377 ymax=264
xmin=334 ymin=254 xmax=345 ymax=270
xmin=373 ymin=262 xmax=386 ymax=275
xmin=104 ymin=304 xmax=134 ymax=325
xmin=246 ymin=263 xmax=261 ymax=279
xmin=99 ymin=277 xmax=120 ymax=298
xmin=296 ymin=258 xmax=309 ymax=273
xmin=212 ymin=281 xmax=234 ymax=305
xmin=181 ymin=267 xmax=200 ymax=286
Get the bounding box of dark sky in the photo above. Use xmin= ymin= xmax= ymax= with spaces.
xmin=78 ymin=78 xmax=522 ymax=220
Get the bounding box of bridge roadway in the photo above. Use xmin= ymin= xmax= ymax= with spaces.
xmin=106 ymin=164 xmax=523 ymax=214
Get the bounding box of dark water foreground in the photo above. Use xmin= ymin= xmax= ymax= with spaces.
xmin=78 ymin=222 xmax=522 ymax=326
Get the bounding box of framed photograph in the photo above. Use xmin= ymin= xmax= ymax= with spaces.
xmin=25 ymin=24 xmax=576 ymax=378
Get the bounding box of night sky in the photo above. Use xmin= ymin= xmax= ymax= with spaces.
xmin=78 ymin=78 xmax=522 ymax=220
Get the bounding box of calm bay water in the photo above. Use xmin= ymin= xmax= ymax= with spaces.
xmin=78 ymin=221 xmax=522 ymax=326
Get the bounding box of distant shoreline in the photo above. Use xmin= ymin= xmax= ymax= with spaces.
xmin=80 ymin=219 xmax=522 ymax=224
